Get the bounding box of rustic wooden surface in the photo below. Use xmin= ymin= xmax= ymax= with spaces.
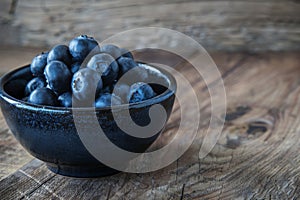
xmin=0 ymin=0 xmax=300 ymax=51
xmin=0 ymin=47 xmax=300 ymax=199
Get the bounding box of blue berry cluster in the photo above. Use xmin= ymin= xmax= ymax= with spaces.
xmin=25 ymin=35 xmax=156 ymax=107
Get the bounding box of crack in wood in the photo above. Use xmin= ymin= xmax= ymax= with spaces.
xmin=8 ymin=0 xmax=18 ymax=15
xmin=225 ymin=106 xmax=252 ymax=122
xmin=18 ymin=170 xmax=58 ymax=200
xmin=180 ymin=183 xmax=185 ymax=200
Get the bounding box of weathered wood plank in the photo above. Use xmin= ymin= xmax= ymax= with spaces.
xmin=0 ymin=111 xmax=33 ymax=181
xmin=0 ymin=0 xmax=299 ymax=51
xmin=0 ymin=0 xmax=18 ymax=22
xmin=0 ymin=0 xmax=22 ymax=46
xmin=0 ymin=52 xmax=299 ymax=199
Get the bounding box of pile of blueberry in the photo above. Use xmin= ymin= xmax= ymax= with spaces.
xmin=25 ymin=35 xmax=158 ymax=108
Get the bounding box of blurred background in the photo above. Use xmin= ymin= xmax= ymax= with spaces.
xmin=0 ymin=0 xmax=299 ymax=52
xmin=0 ymin=0 xmax=299 ymax=72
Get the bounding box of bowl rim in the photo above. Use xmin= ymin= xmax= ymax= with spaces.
xmin=0 ymin=63 xmax=177 ymax=113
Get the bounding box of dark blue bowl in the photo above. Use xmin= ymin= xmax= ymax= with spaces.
xmin=0 ymin=64 xmax=176 ymax=177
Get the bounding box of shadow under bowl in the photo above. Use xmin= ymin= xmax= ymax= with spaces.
xmin=0 ymin=63 xmax=176 ymax=177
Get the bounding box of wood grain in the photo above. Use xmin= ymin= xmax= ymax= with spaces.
xmin=0 ymin=111 xmax=33 ymax=181
xmin=0 ymin=0 xmax=299 ymax=51
xmin=0 ymin=51 xmax=300 ymax=199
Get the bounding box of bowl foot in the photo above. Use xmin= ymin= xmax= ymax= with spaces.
xmin=46 ymin=162 xmax=120 ymax=178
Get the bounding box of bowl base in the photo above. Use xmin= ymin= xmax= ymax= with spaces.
xmin=46 ymin=162 xmax=120 ymax=178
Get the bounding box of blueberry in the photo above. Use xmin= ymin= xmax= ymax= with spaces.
xmin=72 ymin=68 xmax=103 ymax=101
xmin=47 ymin=45 xmax=72 ymax=66
xmin=44 ymin=61 xmax=72 ymax=95
xmin=121 ymin=65 xmax=149 ymax=85
xmin=100 ymin=44 xmax=121 ymax=59
xmin=28 ymin=88 xmax=57 ymax=106
xmin=96 ymin=80 xmax=104 ymax=95
xmin=117 ymin=57 xmax=138 ymax=77
xmin=124 ymin=64 xmax=167 ymax=87
xmin=30 ymin=52 xmax=48 ymax=77
xmin=70 ymin=62 xmax=81 ymax=74
xmin=142 ymin=65 xmax=169 ymax=87
xmin=112 ymin=83 xmax=130 ymax=102
xmin=128 ymin=82 xmax=156 ymax=103
xmin=94 ymin=93 xmax=122 ymax=108
xmin=24 ymin=77 xmax=46 ymax=96
xmin=100 ymin=85 xmax=112 ymax=94
xmin=87 ymin=53 xmax=119 ymax=86
xmin=120 ymin=48 xmax=134 ymax=59
xmin=58 ymin=92 xmax=72 ymax=107
xmin=69 ymin=35 xmax=99 ymax=63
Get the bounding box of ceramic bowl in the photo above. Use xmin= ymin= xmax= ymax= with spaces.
xmin=0 ymin=63 xmax=176 ymax=177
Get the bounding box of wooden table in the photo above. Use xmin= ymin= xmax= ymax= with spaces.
xmin=0 ymin=47 xmax=299 ymax=199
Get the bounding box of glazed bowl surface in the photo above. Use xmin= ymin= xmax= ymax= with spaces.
xmin=0 ymin=63 xmax=176 ymax=177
